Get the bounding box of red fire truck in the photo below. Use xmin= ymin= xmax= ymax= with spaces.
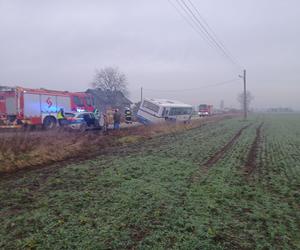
xmin=198 ymin=104 xmax=213 ymax=117
xmin=0 ymin=86 xmax=95 ymax=128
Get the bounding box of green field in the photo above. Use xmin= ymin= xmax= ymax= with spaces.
xmin=1 ymin=114 xmax=299 ymax=249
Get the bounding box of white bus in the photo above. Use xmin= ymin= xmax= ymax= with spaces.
xmin=137 ymin=98 xmax=193 ymax=125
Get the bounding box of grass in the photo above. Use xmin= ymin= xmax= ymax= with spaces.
xmin=0 ymin=115 xmax=229 ymax=173
xmin=0 ymin=114 xmax=299 ymax=249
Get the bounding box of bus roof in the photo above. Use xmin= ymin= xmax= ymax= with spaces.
xmin=144 ymin=98 xmax=192 ymax=108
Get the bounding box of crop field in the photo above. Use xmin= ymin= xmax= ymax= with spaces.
xmin=0 ymin=114 xmax=299 ymax=249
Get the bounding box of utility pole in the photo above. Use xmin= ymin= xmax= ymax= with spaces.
xmin=140 ymin=87 xmax=143 ymax=103
xmin=243 ymin=69 xmax=247 ymax=120
xmin=239 ymin=69 xmax=247 ymax=120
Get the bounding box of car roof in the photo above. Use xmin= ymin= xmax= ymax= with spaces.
xmin=74 ymin=112 xmax=93 ymax=115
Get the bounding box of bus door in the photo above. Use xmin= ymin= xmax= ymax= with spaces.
xmin=162 ymin=107 xmax=170 ymax=120
xmin=165 ymin=107 xmax=178 ymax=122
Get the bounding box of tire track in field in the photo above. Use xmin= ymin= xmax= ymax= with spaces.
xmin=203 ymin=124 xmax=251 ymax=168
xmin=244 ymin=122 xmax=264 ymax=177
xmin=192 ymin=124 xmax=251 ymax=182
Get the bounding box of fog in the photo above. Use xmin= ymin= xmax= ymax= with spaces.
xmin=0 ymin=0 xmax=299 ymax=109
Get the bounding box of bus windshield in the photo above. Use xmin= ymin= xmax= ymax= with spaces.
xmin=142 ymin=100 xmax=160 ymax=113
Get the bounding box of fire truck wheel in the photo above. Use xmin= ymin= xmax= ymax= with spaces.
xmin=43 ymin=116 xmax=57 ymax=129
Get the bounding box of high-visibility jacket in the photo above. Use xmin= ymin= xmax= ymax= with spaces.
xmin=57 ymin=111 xmax=64 ymax=120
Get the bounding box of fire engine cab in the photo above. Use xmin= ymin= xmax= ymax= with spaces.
xmin=0 ymin=86 xmax=95 ymax=128
xmin=198 ymin=104 xmax=213 ymax=117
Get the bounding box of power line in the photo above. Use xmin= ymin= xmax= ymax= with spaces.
xmin=173 ymin=0 xmax=223 ymax=57
xmin=144 ymin=78 xmax=240 ymax=92
xmin=179 ymin=0 xmax=240 ymax=68
xmin=168 ymin=0 xmax=219 ymax=53
xmin=167 ymin=0 xmax=204 ymax=38
xmin=169 ymin=0 xmax=242 ymax=69
xmin=185 ymin=0 xmax=242 ymax=67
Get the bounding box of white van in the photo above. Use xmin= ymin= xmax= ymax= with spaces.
xmin=137 ymin=99 xmax=193 ymax=125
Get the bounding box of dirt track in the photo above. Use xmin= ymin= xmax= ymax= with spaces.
xmin=203 ymin=124 xmax=251 ymax=168
xmin=244 ymin=122 xmax=264 ymax=176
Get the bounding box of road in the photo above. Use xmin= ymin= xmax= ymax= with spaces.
xmin=0 ymin=115 xmax=219 ymax=138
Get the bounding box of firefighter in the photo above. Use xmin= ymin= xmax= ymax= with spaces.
xmin=124 ymin=107 xmax=132 ymax=124
xmin=57 ymin=108 xmax=66 ymax=127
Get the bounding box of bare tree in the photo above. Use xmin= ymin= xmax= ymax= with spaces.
xmin=237 ymin=91 xmax=254 ymax=111
xmin=92 ymin=67 xmax=129 ymax=96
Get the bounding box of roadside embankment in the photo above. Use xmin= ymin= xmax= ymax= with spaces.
xmin=0 ymin=115 xmax=235 ymax=174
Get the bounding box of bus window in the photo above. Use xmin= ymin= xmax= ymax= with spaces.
xmin=73 ymin=96 xmax=84 ymax=107
xmin=169 ymin=108 xmax=179 ymax=116
xmin=169 ymin=107 xmax=192 ymax=116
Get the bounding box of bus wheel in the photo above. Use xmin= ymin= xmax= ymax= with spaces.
xmin=43 ymin=116 xmax=57 ymax=129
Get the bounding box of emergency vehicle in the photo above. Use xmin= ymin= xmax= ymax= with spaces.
xmin=0 ymin=86 xmax=95 ymax=128
xmin=198 ymin=104 xmax=213 ymax=116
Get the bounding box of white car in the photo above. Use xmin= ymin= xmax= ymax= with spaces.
xmin=66 ymin=112 xmax=102 ymax=130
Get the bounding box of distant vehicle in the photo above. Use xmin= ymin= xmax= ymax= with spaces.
xmin=0 ymin=86 xmax=95 ymax=129
xmin=198 ymin=104 xmax=213 ymax=116
xmin=137 ymin=98 xmax=193 ymax=125
xmin=66 ymin=112 xmax=101 ymax=130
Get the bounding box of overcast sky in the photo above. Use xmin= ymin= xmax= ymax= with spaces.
xmin=0 ymin=0 xmax=299 ymax=109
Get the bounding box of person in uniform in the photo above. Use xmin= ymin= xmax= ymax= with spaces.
xmin=57 ymin=108 xmax=66 ymax=127
xmin=124 ymin=107 xmax=132 ymax=124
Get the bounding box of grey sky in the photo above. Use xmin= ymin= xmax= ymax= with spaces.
xmin=0 ymin=0 xmax=299 ymax=109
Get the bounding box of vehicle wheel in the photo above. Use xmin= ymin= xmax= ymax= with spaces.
xmin=43 ymin=116 xmax=57 ymax=129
